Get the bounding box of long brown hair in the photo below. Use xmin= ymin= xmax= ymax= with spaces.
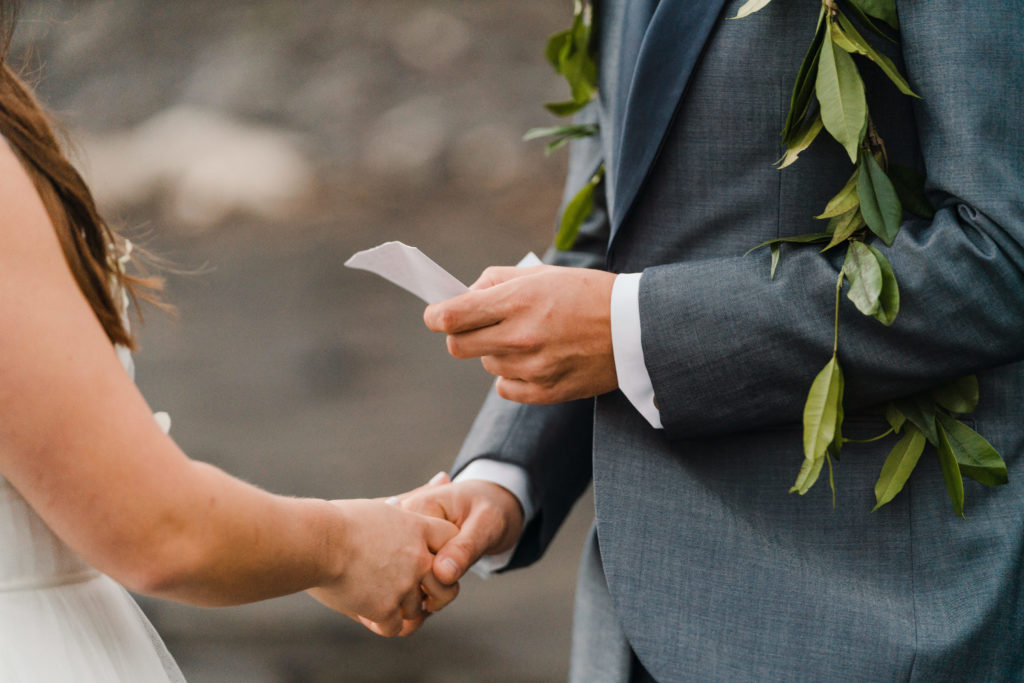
xmin=0 ymin=2 xmax=162 ymax=349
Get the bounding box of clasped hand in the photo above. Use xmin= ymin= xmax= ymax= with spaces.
xmin=331 ymin=473 xmax=524 ymax=638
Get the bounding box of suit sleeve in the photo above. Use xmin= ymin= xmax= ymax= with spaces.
xmin=451 ymin=103 xmax=610 ymax=570
xmin=638 ymin=2 xmax=1024 ymax=439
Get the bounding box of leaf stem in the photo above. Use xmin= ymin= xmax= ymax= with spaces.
xmin=844 ymin=427 xmax=896 ymax=444
xmin=833 ymin=267 xmax=844 ymax=355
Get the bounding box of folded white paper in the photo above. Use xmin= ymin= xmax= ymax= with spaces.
xmin=344 ymin=241 xmax=467 ymax=304
xmin=345 ymin=241 xmax=542 ymax=303
xmin=516 ymin=251 xmax=543 ymax=268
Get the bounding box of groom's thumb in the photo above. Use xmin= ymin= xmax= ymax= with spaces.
xmin=433 ymin=513 xmax=496 ymax=585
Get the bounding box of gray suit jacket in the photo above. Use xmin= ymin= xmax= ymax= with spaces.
xmin=454 ymin=1 xmax=1024 ymax=679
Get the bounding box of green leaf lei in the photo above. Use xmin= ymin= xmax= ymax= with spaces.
xmin=527 ymin=0 xmax=1008 ymax=516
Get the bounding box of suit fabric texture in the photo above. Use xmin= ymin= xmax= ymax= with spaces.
xmin=453 ymin=1 xmax=1024 ymax=680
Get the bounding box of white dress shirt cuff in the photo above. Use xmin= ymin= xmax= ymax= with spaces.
xmin=610 ymin=272 xmax=663 ymax=429
xmin=453 ymin=459 xmax=534 ymax=575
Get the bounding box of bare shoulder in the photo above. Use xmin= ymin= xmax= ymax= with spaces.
xmin=0 ymin=135 xmax=126 ymax=460
xmin=0 ymin=136 xmax=66 ymax=265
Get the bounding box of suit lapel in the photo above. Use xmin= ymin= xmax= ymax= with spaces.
xmin=609 ymin=0 xmax=730 ymax=245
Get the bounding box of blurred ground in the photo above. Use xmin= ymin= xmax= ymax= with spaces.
xmin=13 ymin=2 xmax=593 ymax=680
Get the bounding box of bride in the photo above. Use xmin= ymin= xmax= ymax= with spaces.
xmin=0 ymin=6 xmax=458 ymax=681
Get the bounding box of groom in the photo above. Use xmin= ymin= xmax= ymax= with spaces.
xmin=397 ymin=1 xmax=1024 ymax=680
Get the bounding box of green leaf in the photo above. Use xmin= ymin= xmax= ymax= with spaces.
xmin=844 ymin=4 xmax=897 ymax=47
xmin=769 ymin=243 xmax=781 ymax=280
xmin=565 ymin=15 xmax=597 ymax=104
xmin=822 ymin=208 xmax=865 ymax=251
xmin=816 ymin=20 xmax=867 ymax=164
xmin=777 ymin=111 xmax=823 ymax=169
xmin=555 ymin=165 xmax=603 ymax=250
xmin=544 ymin=139 xmax=574 ymax=155
xmin=829 ymin=367 xmax=846 ymax=460
xmin=830 ymin=21 xmax=863 ymax=55
xmin=544 ymin=100 xmax=589 ymax=117
xmin=836 ymin=13 xmax=918 ymax=98
xmin=888 ymin=164 xmax=935 ymax=219
xmin=730 ymin=0 xmax=774 ymax=20
xmin=826 ymin=453 xmax=837 ymax=507
xmin=936 ymin=421 xmax=966 ymax=518
xmin=843 ymin=241 xmax=883 ymax=316
xmin=865 ymin=243 xmax=899 ymax=325
xmin=892 ymin=396 xmax=939 ymax=445
xmin=522 ymin=123 xmax=598 ymax=142
xmin=524 ymin=123 xmax=599 ymax=154
xmin=543 ymin=6 xmax=597 ymax=116
xmin=849 ymin=0 xmax=899 ymax=30
xmin=858 ymin=152 xmax=902 ymax=246
xmin=872 ymin=424 xmax=926 ymax=511
xmin=817 ymin=168 xmax=860 ymax=218
xmin=790 ymin=453 xmax=825 ymax=495
xmin=931 ymin=375 xmax=979 ymax=414
xmin=885 ymin=402 xmax=906 ymax=433
xmin=781 ymin=7 xmax=826 ymax=143
xmin=803 ymin=355 xmax=844 ymax=462
xmin=544 ymin=28 xmax=572 ymax=69
xmin=936 ymin=413 xmax=1008 ymax=487
xmin=745 ymin=232 xmax=831 ymax=256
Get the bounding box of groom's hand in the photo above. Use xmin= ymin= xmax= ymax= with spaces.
xmin=424 ymin=265 xmax=618 ymax=404
xmin=395 ymin=478 xmax=525 ymax=586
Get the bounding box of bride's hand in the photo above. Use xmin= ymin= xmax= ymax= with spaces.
xmin=306 ymin=498 xmax=458 ymax=637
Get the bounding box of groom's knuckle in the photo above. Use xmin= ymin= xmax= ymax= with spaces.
xmin=527 ymin=358 xmax=549 ymax=381
xmin=397 ymin=496 xmax=420 ymax=512
xmin=510 ymin=330 xmax=541 ymax=353
xmin=437 ymin=308 xmax=463 ymax=332
xmin=521 ymin=357 xmax=553 ymax=385
xmin=507 ymin=289 xmax=534 ymax=315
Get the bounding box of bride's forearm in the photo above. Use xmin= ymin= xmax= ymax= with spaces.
xmin=111 ymin=460 xmax=346 ymax=606
xmin=115 ymin=458 xmax=458 ymax=630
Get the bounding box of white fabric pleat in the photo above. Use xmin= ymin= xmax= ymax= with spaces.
xmin=0 ymin=475 xmax=185 ymax=682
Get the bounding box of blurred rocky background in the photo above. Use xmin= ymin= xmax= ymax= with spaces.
xmin=11 ymin=1 xmax=593 ymax=680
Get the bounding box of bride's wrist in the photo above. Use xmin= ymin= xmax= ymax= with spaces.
xmin=303 ymin=498 xmax=352 ymax=589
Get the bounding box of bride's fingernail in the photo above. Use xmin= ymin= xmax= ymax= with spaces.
xmin=385 ymin=496 xmax=399 ymax=506
xmin=428 ymin=471 xmax=448 ymax=486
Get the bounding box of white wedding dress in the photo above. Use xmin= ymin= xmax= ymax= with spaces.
xmin=0 ymin=342 xmax=186 ymax=681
